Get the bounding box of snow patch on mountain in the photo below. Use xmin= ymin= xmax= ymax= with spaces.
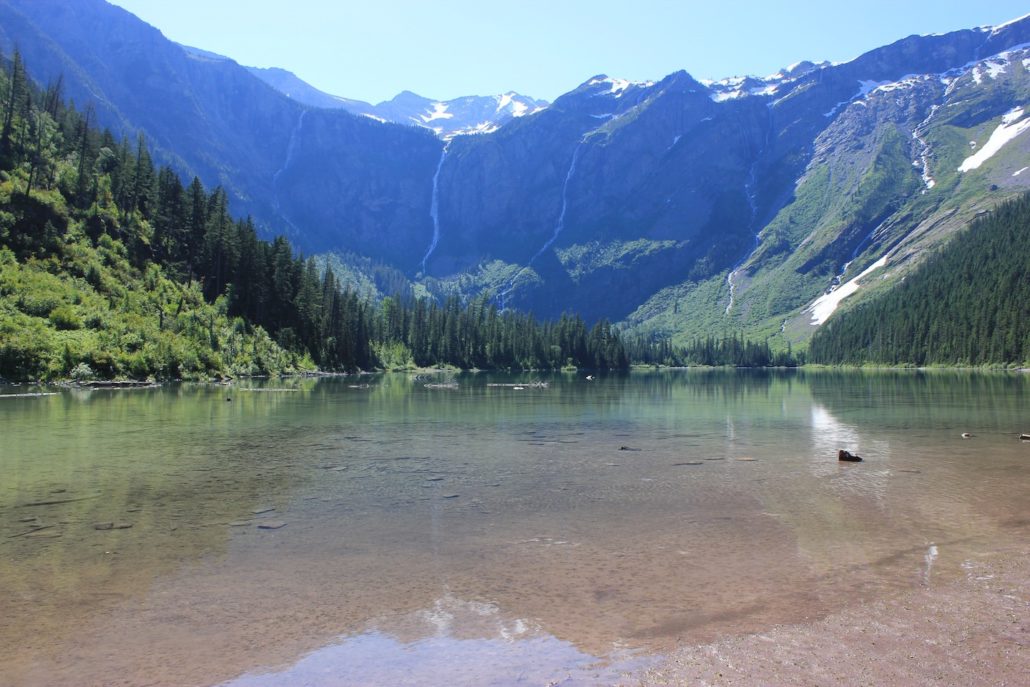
xmin=458 ymin=122 xmax=500 ymax=136
xmin=421 ymin=102 xmax=453 ymax=122
xmin=586 ymin=76 xmax=654 ymax=98
xmin=958 ymin=107 xmax=1030 ymax=172
xmin=872 ymin=74 xmax=929 ymax=93
xmin=705 ymin=73 xmax=790 ymax=102
xmin=984 ymin=59 xmax=1008 ymax=79
xmin=986 ymin=12 xmax=1030 ymax=35
xmin=807 ymin=257 xmax=888 ymax=325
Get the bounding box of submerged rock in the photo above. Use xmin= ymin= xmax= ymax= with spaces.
xmin=257 ymin=521 xmax=287 ymax=530
xmin=838 ymin=450 xmax=863 ymax=462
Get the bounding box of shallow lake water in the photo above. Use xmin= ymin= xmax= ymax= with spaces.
xmin=1 ymin=370 xmax=1028 ymax=686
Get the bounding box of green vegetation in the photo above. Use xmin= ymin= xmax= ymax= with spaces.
xmin=556 ymin=239 xmax=680 ymax=280
xmin=809 ymin=193 xmax=1030 ymax=366
xmin=0 ymin=52 xmax=628 ymax=381
xmin=626 ymin=333 xmax=802 ymax=367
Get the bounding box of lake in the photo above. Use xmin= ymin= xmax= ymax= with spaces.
xmin=1 ymin=370 xmax=1028 ymax=686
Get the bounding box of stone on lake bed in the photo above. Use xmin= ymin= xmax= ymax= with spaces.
xmin=673 ymin=461 xmax=704 ymax=466
xmin=19 ymin=516 xmax=37 ymax=523
xmin=229 ymin=521 xmax=250 ymax=527
xmin=735 ymin=457 xmax=757 ymax=462
xmin=251 ymin=507 xmax=275 ymax=515
xmin=93 ymin=522 xmax=114 ymax=530
xmin=257 ymin=521 xmax=287 ymax=530
xmin=425 ymin=477 xmax=444 ymax=481
xmin=442 ymin=494 xmax=460 ymax=499
xmin=112 ymin=523 xmax=133 ymax=529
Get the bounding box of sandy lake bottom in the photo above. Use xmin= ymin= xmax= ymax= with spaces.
xmin=1 ymin=370 xmax=1027 ymax=686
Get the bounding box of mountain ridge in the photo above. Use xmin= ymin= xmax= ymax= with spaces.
xmin=243 ymin=61 xmax=549 ymax=139
xmin=1 ymin=0 xmax=1029 ymax=348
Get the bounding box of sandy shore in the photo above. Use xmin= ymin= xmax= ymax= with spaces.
xmin=634 ymin=545 xmax=1028 ymax=686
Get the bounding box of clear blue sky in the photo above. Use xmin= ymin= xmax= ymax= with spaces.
xmin=107 ymin=0 xmax=1029 ymax=104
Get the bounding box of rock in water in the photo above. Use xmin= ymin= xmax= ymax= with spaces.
xmin=838 ymin=450 xmax=863 ymax=462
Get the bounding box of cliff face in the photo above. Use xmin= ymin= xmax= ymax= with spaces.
xmin=0 ymin=0 xmax=441 ymax=261
xmin=3 ymin=0 xmax=1030 ymax=334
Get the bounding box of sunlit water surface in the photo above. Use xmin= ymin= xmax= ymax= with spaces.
xmin=1 ymin=370 xmax=1028 ymax=686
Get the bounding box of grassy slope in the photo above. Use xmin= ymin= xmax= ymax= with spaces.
xmin=621 ymin=60 xmax=1030 ymax=351
xmin=0 ymin=178 xmax=310 ymax=382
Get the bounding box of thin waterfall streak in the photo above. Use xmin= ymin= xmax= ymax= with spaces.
xmin=421 ymin=144 xmax=449 ymax=275
xmin=725 ymin=119 xmax=771 ymax=316
xmin=272 ymin=110 xmax=308 ymax=233
xmin=497 ymin=143 xmax=583 ymax=309
xmin=531 ymin=143 xmax=582 ymax=263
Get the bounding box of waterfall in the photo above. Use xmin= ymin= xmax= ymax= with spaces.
xmin=272 ymin=110 xmax=308 ymax=232
xmin=420 ymin=143 xmax=449 ymax=276
xmin=530 ymin=143 xmax=582 ymax=263
xmin=913 ymin=104 xmax=939 ymax=191
xmin=497 ymin=142 xmax=582 ymax=309
xmin=725 ymin=159 xmax=762 ymax=315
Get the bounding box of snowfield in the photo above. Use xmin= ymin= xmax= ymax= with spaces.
xmin=958 ymin=107 xmax=1030 ymax=172
xmin=807 ymin=257 xmax=888 ymax=326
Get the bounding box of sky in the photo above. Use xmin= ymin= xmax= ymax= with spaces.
xmin=106 ymin=0 xmax=1030 ymax=104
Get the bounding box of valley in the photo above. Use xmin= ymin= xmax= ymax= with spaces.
xmin=1 ymin=0 xmax=1028 ymax=353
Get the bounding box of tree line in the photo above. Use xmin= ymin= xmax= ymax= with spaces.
xmin=625 ymin=333 xmax=802 ymax=367
xmin=0 ymin=50 xmax=628 ymax=379
xmin=808 ymin=193 xmax=1030 ymax=366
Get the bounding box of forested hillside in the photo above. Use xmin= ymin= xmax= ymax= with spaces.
xmin=809 ymin=194 xmax=1030 ymax=366
xmin=0 ymin=52 xmax=627 ymax=382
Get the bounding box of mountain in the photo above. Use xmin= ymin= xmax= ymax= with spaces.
xmin=0 ymin=0 xmax=443 ymax=267
xmin=2 ymin=0 xmax=1029 ymax=347
xmin=245 ymin=64 xmax=548 ymax=139
xmin=807 ymin=193 xmax=1030 ymax=365
xmin=241 ymin=65 xmax=377 ymax=115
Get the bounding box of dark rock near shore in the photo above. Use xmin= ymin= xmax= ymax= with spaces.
xmin=838 ymin=450 xmax=863 ymax=462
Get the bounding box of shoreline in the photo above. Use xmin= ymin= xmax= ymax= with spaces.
xmin=3 ymin=364 xmax=1028 ymax=389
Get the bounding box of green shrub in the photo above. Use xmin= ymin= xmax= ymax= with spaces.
xmin=49 ymin=304 xmax=82 ymax=330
